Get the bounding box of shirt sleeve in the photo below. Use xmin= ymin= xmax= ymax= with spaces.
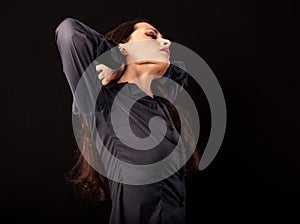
xmin=55 ymin=17 xmax=124 ymax=97
xmin=55 ymin=17 xmax=124 ymax=116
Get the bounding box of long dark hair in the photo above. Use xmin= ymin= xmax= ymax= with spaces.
xmin=66 ymin=19 xmax=200 ymax=202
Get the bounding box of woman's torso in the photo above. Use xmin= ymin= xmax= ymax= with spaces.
xmin=95 ymin=81 xmax=187 ymax=224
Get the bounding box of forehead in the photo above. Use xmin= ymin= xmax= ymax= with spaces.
xmin=134 ymin=22 xmax=162 ymax=36
xmin=134 ymin=22 xmax=156 ymax=30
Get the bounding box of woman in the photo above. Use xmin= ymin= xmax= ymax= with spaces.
xmin=55 ymin=17 xmax=200 ymax=224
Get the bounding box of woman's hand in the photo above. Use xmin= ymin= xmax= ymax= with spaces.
xmin=96 ymin=63 xmax=124 ymax=86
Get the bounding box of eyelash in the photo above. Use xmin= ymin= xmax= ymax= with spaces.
xmin=146 ymin=32 xmax=157 ymax=39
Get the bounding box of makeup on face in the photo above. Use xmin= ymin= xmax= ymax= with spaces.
xmin=124 ymin=23 xmax=171 ymax=63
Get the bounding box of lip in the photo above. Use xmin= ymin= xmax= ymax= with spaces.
xmin=160 ymin=47 xmax=170 ymax=56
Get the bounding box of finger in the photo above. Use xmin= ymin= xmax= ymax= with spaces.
xmin=96 ymin=64 xmax=104 ymax=73
xmin=98 ymin=72 xmax=105 ymax=80
xmin=102 ymin=78 xmax=109 ymax=86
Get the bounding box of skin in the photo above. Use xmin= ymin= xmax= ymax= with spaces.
xmin=97 ymin=22 xmax=171 ymax=98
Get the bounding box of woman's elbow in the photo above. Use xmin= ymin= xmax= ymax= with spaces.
xmin=55 ymin=17 xmax=78 ymax=44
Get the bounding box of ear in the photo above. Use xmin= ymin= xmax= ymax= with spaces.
xmin=118 ymin=43 xmax=128 ymax=56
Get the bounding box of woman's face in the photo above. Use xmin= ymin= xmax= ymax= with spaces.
xmin=120 ymin=22 xmax=171 ymax=65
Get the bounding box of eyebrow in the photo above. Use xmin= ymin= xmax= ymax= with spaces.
xmin=145 ymin=28 xmax=163 ymax=38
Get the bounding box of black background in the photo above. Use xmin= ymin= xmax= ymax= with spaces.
xmin=1 ymin=0 xmax=299 ymax=223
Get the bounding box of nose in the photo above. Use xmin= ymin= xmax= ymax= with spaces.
xmin=161 ymin=38 xmax=171 ymax=47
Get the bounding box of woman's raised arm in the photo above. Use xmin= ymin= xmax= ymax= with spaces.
xmin=55 ymin=17 xmax=123 ymax=95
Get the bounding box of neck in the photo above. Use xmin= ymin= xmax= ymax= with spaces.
xmin=117 ymin=63 xmax=168 ymax=98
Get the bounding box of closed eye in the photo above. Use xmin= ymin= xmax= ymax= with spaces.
xmin=146 ymin=32 xmax=157 ymax=39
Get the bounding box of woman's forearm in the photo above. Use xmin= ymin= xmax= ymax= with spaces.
xmin=55 ymin=17 xmax=123 ymax=95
